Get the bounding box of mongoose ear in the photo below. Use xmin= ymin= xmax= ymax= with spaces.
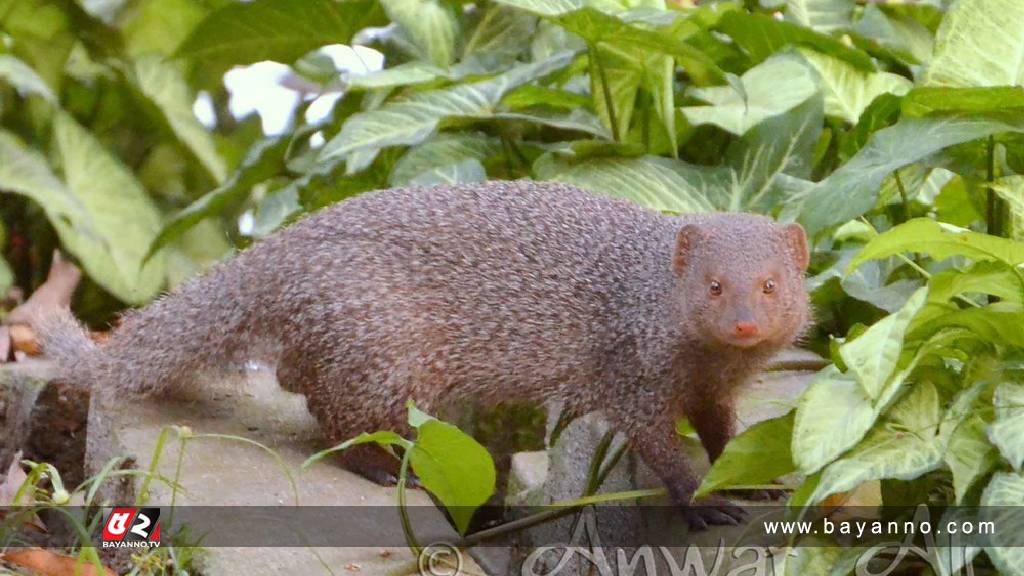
xmin=673 ymin=224 xmax=703 ymax=275
xmin=783 ymin=223 xmax=809 ymax=271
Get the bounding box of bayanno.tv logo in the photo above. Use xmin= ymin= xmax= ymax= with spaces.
xmin=101 ymin=507 xmax=161 ymax=549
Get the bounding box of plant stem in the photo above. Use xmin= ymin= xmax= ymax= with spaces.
xmin=986 ymin=135 xmax=1003 ymax=238
xmin=894 ymin=169 xmax=910 ymax=224
xmin=591 ymin=44 xmax=620 ymax=142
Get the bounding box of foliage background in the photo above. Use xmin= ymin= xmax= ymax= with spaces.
xmin=2 ymin=0 xmax=1024 ymax=572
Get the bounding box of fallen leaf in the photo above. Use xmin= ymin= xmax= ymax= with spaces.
xmin=5 ymin=251 xmax=81 ymax=326
xmin=9 ymin=324 xmax=39 ymax=356
xmin=0 ymin=548 xmax=114 ymax=576
xmin=0 ymin=451 xmax=27 ymax=505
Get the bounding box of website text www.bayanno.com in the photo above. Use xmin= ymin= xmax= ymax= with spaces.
xmin=762 ymin=516 xmax=996 ymax=539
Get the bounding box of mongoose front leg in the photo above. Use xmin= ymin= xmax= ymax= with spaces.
xmin=689 ymin=396 xmax=785 ymax=502
xmin=624 ymin=415 xmax=745 ymax=530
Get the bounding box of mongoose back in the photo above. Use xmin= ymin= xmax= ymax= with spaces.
xmin=38 ymin=181 xmax=810 ymax=528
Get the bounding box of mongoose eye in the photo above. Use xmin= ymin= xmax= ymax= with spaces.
xmin=709 ymin=280 xmax=722 ymax=296
xmin=763 ymin=279 xmax=776 ymax=294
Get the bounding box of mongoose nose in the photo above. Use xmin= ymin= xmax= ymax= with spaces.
xmin=734 ymin=321 xmax=760 ymax=337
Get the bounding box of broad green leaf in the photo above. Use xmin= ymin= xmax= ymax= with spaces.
xmin=501 ymin=85 xmax=591 ymax=110
xmin=347 ymin=62 xmax=446 ymax=91
xmin=798 ymin=49 xmax=912 ymax=124
xmin=302 ymin=431 xmax=410 ymax=469
xmin=0 ymin=54 xmax=55 ymax=102
xmin=988 ymin=382 xmax=1024 ymax=472
xmin=381 ymin=0 xmax=460 ymax=67
xmin=556 ymin=8 xmax=723 ymax=86
xmin=980 ymin=472 xmax=1024 ymax=575
xmin=716 ymin=10 xmax=874 ymax=72
xmin=462 ymin=4 xmax=537 ymax=70
xmin=808 ymin=382 xmax=943 ymax=505
xmin=492 ymin=0 xmax=583 ymax=17
xmin=910 ymin=306 xmax=1024 ymax=348
xmin=837 ymin=92 xmax=902 ymax=163
xmin=720 ymin=94 xmax=822 ymax=212
xmin=408 ymin=158 xmax=488 ymax=186
xmin=988 ymin=176 xmax=1024 ymax=242
xmin=779 ymin=0 xmax=853 ymax=32
xmin=587 ymin=41 xmax=674 ymax=149
xmin=493 ymin=108 xmax=611 ymax=138
xmin=534 ymin=153 xmax=722 ymax=213
xmin=924 ymin=0 xmax=1024 ymax=88
xmin=851 ymin=4 xmax=933 ymax=65
xmin=839 ymin=288 xmax=927 ymax=401
xmin=407 ymin=408 xmax=496 ymax=535
xmin=251 ymin=187 xmax=301 ymax=239
xmin=792 ymin=365 xmax=876 ymax=474
xmin=929 ymin=261 xmax=1024 ymax=304
xmin=696 ymin=412 xmax=795 ymax=497
xmin=798 ymin=115 xmax=1024 ymax=236
xmin=320 ymin=53 xmax=575 ymax=170
xmin=945 ymin=414 xmax=999 ymax=503
xmin=127 ymin=56 xmax=226 ymax=183
xmin=119 ymin=0 xmax=207 ymax=57
xmin=681 ymin=53 xmax=818 ymax=136
xmin=177 ymin=0 xmax=386 ymax=83
xmin=0 ymin=0 xmax=74 ymax=91
xmin=390 ymin=133 xmax=503 ymax=186
xmin=902 ymin=87 xmax=1024 ymax=117
xmin=10 ymin=115 xmax=167 ymax=304
xmin=849 ymin=218 xmax=1024 ymax=271
xmin=147 ymin=137 xmax=291 ymax=261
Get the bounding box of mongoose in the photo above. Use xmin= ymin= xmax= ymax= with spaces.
xmin=37 ymin=181 xmax=810 ymax=528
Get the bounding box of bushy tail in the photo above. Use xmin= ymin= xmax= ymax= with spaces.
xmin=34 ymin=258 xmax=279 ymax=397
xmin=33 ymin=307 xmax=99 ymax=386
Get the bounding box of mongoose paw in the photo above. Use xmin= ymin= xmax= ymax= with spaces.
xmin=682 ymin=497 xmax=746 ymax=531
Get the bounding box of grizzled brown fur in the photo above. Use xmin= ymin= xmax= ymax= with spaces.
xmin=37 ymin=181 xmax=810 ymax=528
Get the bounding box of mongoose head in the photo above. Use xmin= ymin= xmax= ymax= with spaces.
xmin=672 ymin=214 xmax=810 ymax=350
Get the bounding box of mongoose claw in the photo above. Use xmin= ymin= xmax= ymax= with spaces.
xmin=683 ymin=497 xmax=747 ymax=530
xmin=722 ymin=487 xmax=787 ymax=501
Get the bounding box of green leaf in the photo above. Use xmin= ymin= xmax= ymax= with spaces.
xmin=945 ymin=414 xmax=999 ymax=503
xmin=849 ymin=218 xmax=1024 ymax=272
xmin=839 ymin=288 xmax=928 ymax=401
xmin=409 ymin=158 xmax=487 ymax=186
xmin=798 ymin=49 xmax=912 ymax=124
xmin=980 ymin=472 xmax=1024 ymax=575
xmin=988 ymin=176 xmax=1024 ymax=242
xmin=0 ymin=119 xmax=166 ymax=304
xmin=988 ymin=382 xmax=1024 ymax=472
xmin=120 ymin=0 xmax=207 ymax=57
xmin=534 ymin=153 xmax=722 ymax=213
xmin=902 ymin=87 xmax=1024 ymax=118
xmin=851 ymin=4 xmax=933 ymax=66
xmin=797 ymin=115 xmax=1024 ymax=236
xmin=681 ymin=53 xmax=818 ymax=136
xmin=390 ymin=133 xmax=503 ymax=187
xmin=792 ymin=365 xmax=876 ymax=474
xmin=301 ymin=431 xmax=410 ymax=470
xmin=0 ymin=255 xmax=11 ymax=295
xmin=381 ymin=0 xmax=460 ymax=67
xmin=696 ymin=412 xmax=795 ymax=498
xmin=779 ymin=0 xmax=853 ymax=32
xmin=807 ymin=382 xmax=943 ymax=505
xmin=177 ymin=0 xmax=387 ymax=83
xmin=127 ymin=56 xmax=226 ymax=183
xmin=319 ymin=52 xmax=576 ymax=171
xmin=910 ymin=306 xmax=1024 ymax=348
xmin=924 ymin=0 xmax=1024 ymax=88
xmin=462 ymin=4 xmax=537 ymax=70
xmin=407 ymin=406 xmax=496 ymax=535
xmin=716 ymin=10 xmax=874 ymax=72
xmin=347 ymin=62 xmax=446 ymax=91
xmin=929 ymin=261 xmax=1024 ymax=304
xmin=493 ymin=108 xmax=611 ymax=138
xmin=720 ymin=94 xmax=822 ymax=212
xmin=492 ymin=0 xmax=583 ymax=18
xmin=147 ymin=137 xmax=291 ymax=262
xmin=0 ymin=54 xmax=56 ymax=102
xmin=0 ymin=0 xmax=75 ymax=91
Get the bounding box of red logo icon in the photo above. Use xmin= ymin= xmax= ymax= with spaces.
xmin=101 ymin=507 xmax=161 ymax=548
